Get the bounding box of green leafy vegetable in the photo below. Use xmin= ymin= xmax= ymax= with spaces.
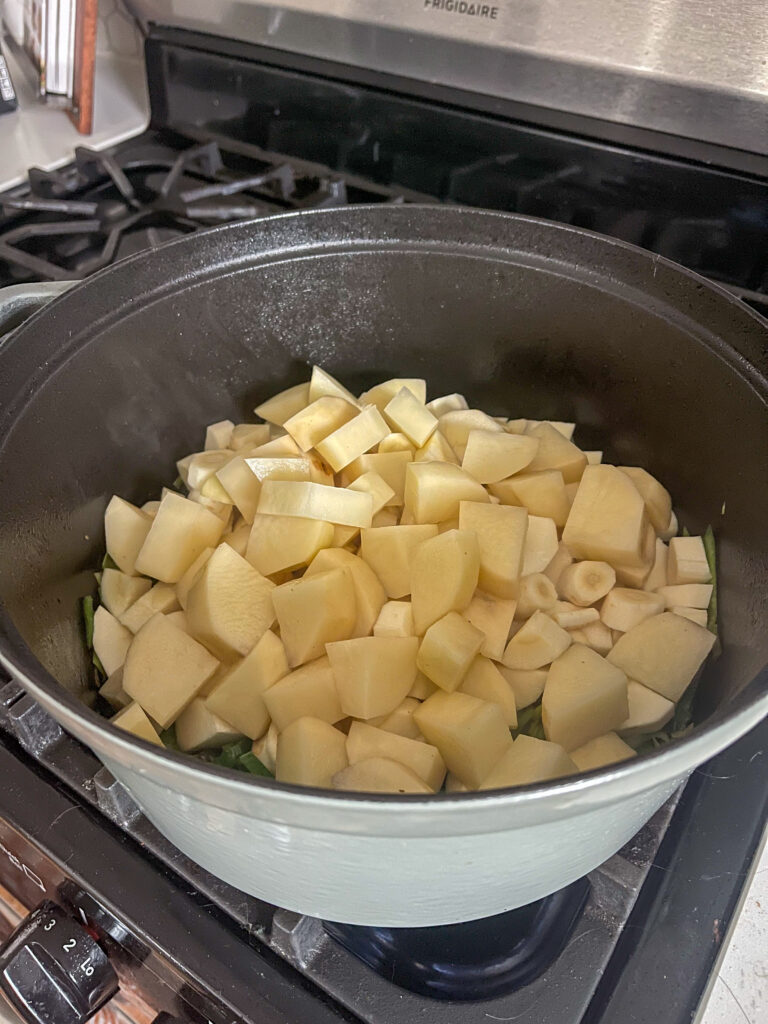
xmin=159 ymin=726 xmax=180 ymax=751
xmin=171 ymin=475 xmax=186 ymax=493
xmin=102 ymin=553 xmax=119 ymax=571
xmin=82 ymin=596 xmax=95 ymax=648
xmin=681 ymin=524 xmax=691 ymax=537
xmin=92 ymin=652 xmax=106 ymax=677
xmin=703 ymin=524 xmax=717 ymax=635
xmin=238 ymin=751 xmax=274 ymax=777
xmin=513 ymin=702 xmax=546 ymax=741
xmin=212 ymin=737 xmax=252 ymax=769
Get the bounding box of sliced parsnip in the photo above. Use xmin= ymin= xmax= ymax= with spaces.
xmin=360 ymin=523 xmax=438 ymax=599
xmin=186 ymin=544 xmax=275 ymax=659
xmin=315 ymin=405 xmax=389 ymax=472
xmin=502 ymin=610 xmax=571 ymax=670
xmin=667 ymin=536 xmax=712 ymax=585
xmin=374 ymin=601 xmax=414 ymax=638
xmin=496 ymin=666 xmax=548 ymax=710
xmin=383 ymin=388 xmax=438 ymax=448
xmin=643 ymin=537 xmax=669 ymax=591
xmin=549 ymin=601 xmax=598 ymax=629
xmin=411 ymin=529 xmax=480 ymax=635
xmin=175 ymin=698 xmax=242 ymax=752
xmin=205 ymin=419 xmax=235 ymax=451
xmin=417 ymin=612 xmax=485 ymax=693
xmin=525 ymin=422 xmax=586 ymax=483
xmin=246 ymin=514 xmax=333 ymax=576
xmin=359 ymin=378 xmax=427 ymax=411
xmin=333 ymin=757 xmax=431 ymax=794
xmin=304 ymin=547 xmax=386 ymax=638
xmin=491 ymin=469 xmax=571 ymax=527
xmin=542 ymin=644 xmax=629 ymax=751
xmin=414 ymin=690 xmax=513 ymax=789
xmin=262 ymin=656 xmax=343 ymax=731
xmin=119 ymin=582 xmax=180 ymax=633
xmin=272 ymin=567 xmax=357 ymax=667
xmin=557 ymin=560 xmax=616 ymax=606
xmin=515 ymin=573 xmax=558 ymax=619
xmin=607 ymin=612 xmax=716 ymax=701
xmin=379 ymin=697 xmax=422 ymax=739
xmin=439 ymin=409 xmax=503 ymax=459
xmin=93 ymin=607 xmax=133 ymax=676
xmin=176 ymin=548 xmax=214 ymax=610
xmin=618 ymin=680 xmax=675 ymax=738
xmin=99 ymin=668 xmax=131 ymax=710
xmin=111 ymin=702 xmax=163 ymax=746
xmin=104 ymin=497 xmax=153 ymax=576
xmin=521 ymin=515 xmax=559 ymax=576
xmin=258 ymin=480 xmax=373 ymax=528
xmin=346 ymin=722 xmax=445 ymax=790
xmin=99 ymin=569 xmax=152 ymax=618
xmin=327 ymin=636 xmax=419 ymax=719
xmin=672 ymin=606 xmax=708 ymax=626
xmin=569 ymin=732 xmax=635 ymax=772
xmin=276 ymin=717 xmax=348 ymax=788
xmin=425 ymin=393 xmax=468 ymax=417
xmin=480 ymin=735 xmax=576 ymax=789
xmin=205 ymin=630 xmax=289 ymax=739
xmin=347 ymin=471 xmax=395 ymax=515
xmin=658 ymin=583 xmax=713 ymax=609
xmin=404 ymin=462 xmax=489 ymax=524
xmin=618 ymin=466 xmax=672 ymax=534
xmin=122 ymin=613 xmax=219 ymax=728
xmin=462 ymin=431 xmax=539 ymax=484
xmin=600 ymin=588 xmax=664 ymax=632
xmin=135 ymin=492 xmax=225 ymax=583
xmin=562 ymin=466 xmax=647 ymax=568
xmin=459 ymin=656 xmax=518 ymax=727
xmin=254 ymin=382 xmax=310 ymax=426
xmin=284 ymin=396 xmax=358 ymax=451
xmin=309 ymin=366 xmax=360 ymax=406
xmin=462 ymin=591 xmax=517 ymax=662
xmin=229 ymin=423 xmax=270 ymax=451
xmin=458 ymin=501 xmax=527 ymax=599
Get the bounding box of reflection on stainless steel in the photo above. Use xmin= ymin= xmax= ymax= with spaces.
xmin=128 ymin=0 xmax=768 ymax=155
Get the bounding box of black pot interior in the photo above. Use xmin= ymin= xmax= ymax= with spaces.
xmin=0 ymin=208 xmax=766 ymax=729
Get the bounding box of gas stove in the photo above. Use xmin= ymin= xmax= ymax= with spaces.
xmin=0 ymin=15 xmax=767 ymax=1024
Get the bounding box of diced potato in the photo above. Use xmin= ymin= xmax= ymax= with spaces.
xmin=462 ymin=591 xmax=516 ymax=662
xmin=333 ymin=757 xmax=431 ymax=794
xmin=186 ymin=450 xmax=234 ymax=491
xmin=502 ymin=610 xmax=571 ymax=670
xmin=360 ymin=378 xmax=427 ymax=411
xmin=252 ymin=722 xmax=279 ymax=773
xmin=371 ymin=507 xmax=399 ymax=528
xmin=618 ymin=467 xmax=672 ymax=534
xmin=360 ymin=524 xmax=438 ymax=599
xmin=585 ymin=451 xmax=603 ymax=465
xmin=332 ymin=524 xmax=360 ymax=547
xmin=342 ymin=451 xmax=413 ymax=504
xmin=459 ymin=656 xmax=517 ymax=727
xmin=263 ymin=656 xmax=343 ymax=731
xmin=374 ymin=601 xmax=414 ymax=638
xmin=175 ymin=698 xmax=243 ymax=752
xmin=327 ymin=636 xmax=419 ymax=718
xmin=315 ymin=405 xmax=389 ymax=472
xmin=99 ymin=668 xmax=131 ymax=710
xmin=246 ymin=514 xmax=333 ymax=576
xmin=491 ymin=470 xmax=571 ymax=527
xmin=309 ymin=366 xmax=361 ymax=406
xmin=214 ymin=457 xmax=260 ymax=523
xmin=643 ymin=538 xmax=669 ymax=591
xmin=284 ymin=396 xmax=359 ymax=451
xmin=414 ymin=691 xmax=512 ymax=788
xmin=659 ymin=510 xmax=678 ymax=543
xmin=258 ymin=480 xmax=373 ymax=528
xmin=134 ymin=492 xmax=225 ymax=583
xmin=222 ymin=522 xmax=251 ymax=557
xmin=614 ymin=521 xmax=656 ymax=586
xmin=600 ymin=588 xmax=665 ymax=632
xmin=479 ymin=735 xmax=576 ymax=789
xmin=229 ymin=424 xmax=271 ymax=451
xmin=417 ymin=612 xmax=485 ymax=693
xmin=249 ymin=434 xmax=302 ymax=459
xmin=272 ymin=567 xmax=357 ymax=667
xmin=571 ymin=618 xmax=615 ymax=656
xmin=304 ymin=547 xmax=386 ymax=637
xmin=405 ymin=462 xmax=489 ymax=524
xmin=526 ymin=420 xmax=576 ymax=440
xmin=439 ymin=409 xmax=503 ymax=458
xmin=141 ymin=500 xmax=160 ymax=517
xmin=607 ymin=612 xmax=716 ymax=701
xmin=542 ymin=644 xmax=629 ymax=751
xmin=254 ymin=382 xmax=310 ymax=426
xmin=409 ymin=672 xmax=439 ymax=700
xmin=672 ymin=606 xmax=708 ymax=627
xmin=276 ymin=717 xmax=348 ymax=788
xmin=496 ymin=666 xmax=548 ymax=710
xmin=205 ymin=630 xmax=289 ymax=739
xmin=122 ymin=613 xmax=219 ymax=728
xmin=658 ymin=584 xmax=713 ymax=609
xmin=383 ymin=388 xmax=438 ymax=448
xmin=563 ymin=466 xmax=648 ymax=568
xmin=525 ymin=423 xmax=587 ymax=483
xmin=99 ymin=569 xmax=152 ymax=618
xmin=185 ymin=544 xmax=275 ymax=659
xmin=118 ymin=581 xmax=181 ymax=633
xmin=346 ymin=722 xmax=445 ymax=790
xmin=445 ymin=773 xmax=469 ymax=792
xmin=425 ymin=393 xmax=468 ymax=417
xmin=205 ymin=419 xmax=235 ymax=451
xmin=378 ymin=432 xmax=416 ymax=455
xmin=551 ymin=601 xmax=600 ymax=629
xmin=462 ymin=431 xmax=539 ymax=484
xmin=165 ymin=610 xmax=189 ymax=633
xmin=111 ymin=702 xmax=163 ymax=747
xmin=93 ymin=606 xmax=133 ymax=676
xmin=569 ymin=732 xmax=635 ymax=772
xmin=413 ymin=430 xmax=460 ymax=465
xmin=199 ymin=472 xmax=235 ymax=503
xmin=667 ymin=536 xmax=712 ymax=585
xmin=347 ymin=472 xmax=395 ymax=515
xmin=458 ymin=501 xmax=527 ymax=599
xmin=176 ymin=548 xmax=214 ymax=610
xmin=515 ymin=573 xmax=558 ymax=619
xmin=379 ymin=697 xmax=422 ymax=739
xmin=521 ymin=515 xmax=559 ymax=576
xmin=618 ymin=680 xmax=675 ymax=738
xmin=104 ymin=497 xmax=153 ymax=576
xmin=411 ymin=529 xmax=480 ymax=634
xmin=557 ymin=560 xmax=616 ymax=606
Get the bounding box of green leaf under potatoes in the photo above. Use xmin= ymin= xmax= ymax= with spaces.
xmin=513 ymin=702 xmax=546 ymax=741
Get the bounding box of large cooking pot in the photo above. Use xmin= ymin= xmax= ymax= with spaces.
xmin=0 ymin=207 xmax=766 ymax=926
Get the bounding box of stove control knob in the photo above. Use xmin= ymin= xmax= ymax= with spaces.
xmin=0 ymin=899 xmax=118 ymax=1024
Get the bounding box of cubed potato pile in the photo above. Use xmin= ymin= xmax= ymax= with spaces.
xmin=92 ymin=367 xmax=716 ymax=794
